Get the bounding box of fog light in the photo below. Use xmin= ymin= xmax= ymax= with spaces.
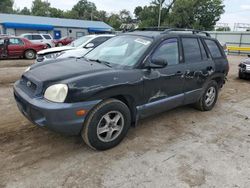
xmin=76 ymin=110 xmax=87 ymax=116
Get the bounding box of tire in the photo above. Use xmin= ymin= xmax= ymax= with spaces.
xmin=46 ymin=44 xmax=51 ymax=48
xmin=57 ymin=43 xmax=63 ymax=47
xmin=239 ymin=71 xmax=245 ymax=79
xmin=24 ymin=50 xmax=36 ymax=59
xmin=82 ymin=99 xmax=131 ymax=150
xmin=194 ymin=80 xmax=219 ymax=111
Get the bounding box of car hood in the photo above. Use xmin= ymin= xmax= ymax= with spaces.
xmin=37 ymin=46 xmax=74 ymax=55
xmin=25 ymin=58 xmax=111 ymax=83
xmin=243 ymin=58 xmax=250 ymax=65
xmin=58 ymin=48 xmax=92 ymax=59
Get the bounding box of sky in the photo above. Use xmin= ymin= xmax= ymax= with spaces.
xmin=13 ymin=0 xmax=250 ymax=28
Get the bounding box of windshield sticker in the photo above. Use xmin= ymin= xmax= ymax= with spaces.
xmin=135 ymin=38 xmax=151 ymax=45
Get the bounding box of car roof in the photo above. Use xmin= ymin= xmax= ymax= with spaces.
xmin=122 ymin=28 xmax=211 ymax=39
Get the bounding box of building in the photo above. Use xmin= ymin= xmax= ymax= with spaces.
xmin=0 ymin=13 xmax=113 ymax=39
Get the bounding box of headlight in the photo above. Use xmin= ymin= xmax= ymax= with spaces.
xmin=25 ymin=66 xmax=31 ymax=72
xmin=44 ymin=84 xmax=68 ymax=103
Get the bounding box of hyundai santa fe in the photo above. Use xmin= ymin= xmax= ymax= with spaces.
xmin=14 ymin=28 xmax=229 ymax=150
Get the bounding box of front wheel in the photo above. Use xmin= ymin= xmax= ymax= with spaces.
xmin=239 ymin=71 xmax=246 ymax=79
xmin=24 ymin=50 xmax=36 ymax=59
xmin=82 ymin=99 xmax=131 ymax=150
xmin=194 ymin=80 xmax=219 ymax=111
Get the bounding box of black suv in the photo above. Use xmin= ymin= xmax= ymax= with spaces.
xmin=14 ymin=28 xmax=229 ymax=150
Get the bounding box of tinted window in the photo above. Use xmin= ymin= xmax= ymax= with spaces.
xmin=42 ymin=34 xmax=52 ymax=39
xmin=9 ymin=38 xmax=24 ymax=45
xmin=199 ymin=40 xmax=208 ymax=59
xmin=90 ymin=37 xmax=110 ymax=47
xmin=152 ymin=38 xmax=179 ymax=66
xmin=205 ymin=39 xmax=222 ymax=58
xmin=182 ymin=38 xmax=202 ymax=63
xmin=23 ymin=35 xmax=32 ymax=40
xmin=0 ymin=39 xmax=4 ymax=45
xmin=32 ymin=35 xmax=43 ymax=40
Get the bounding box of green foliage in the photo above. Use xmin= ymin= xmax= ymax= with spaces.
xmin=169 ymin=0 xmax=225 ymax=30
xmin=1 ymin=0 xmax=225 ymax=31
xmin=0 ymin=0 xmax=14 ymax=13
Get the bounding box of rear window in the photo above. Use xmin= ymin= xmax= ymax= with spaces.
xmin=32 ymin=35 xmax=43 ymax=40
xmin=43 ymin=35 xmax=52 ymax=40
xmin=182 ymin=38 xmax=202 ymax=63
xmin=204 ymin=39 xmax=223 ymax=58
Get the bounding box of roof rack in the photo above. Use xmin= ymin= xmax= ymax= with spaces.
xmin=129 ymin=27 xmax=171 ymax=32
xmin=128 ymin=27 xmax=211 ymax=37
xmin=162 ymin=28 xmax=211 ymax=37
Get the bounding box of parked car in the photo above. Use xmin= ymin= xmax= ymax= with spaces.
xmin=0 ymin=36 xmax=47 ymax=59
xmin=54 ymin=36 xmax=74 ymax=47
xmin=14 ymin=28 xmax=229 ymax=150
xmin=20 ymin=33 xmax=55 ymax=48
xmin=239 ymin=55 xmax=250 ymax=79
xmin=36 ymin=34 xmax=115 ymax=63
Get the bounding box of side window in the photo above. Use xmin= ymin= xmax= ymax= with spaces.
xmin=9 ymin=38 xmax=24 ymax=45
xmin=42 ymin=34 xmax=52 ymax=40
xmin=90 ymin=37 xmax=109 ymax=47
xmin=204 ymin=39 xmax=223 ymax=58
xmin=182 ymin=37 xmax=202 ymax=63
xmin=32 ymin=35 xmax=43 ymax=40
xmin=0 ymin=39 xmax=4 ymax=45
xmin=199 ymin=40 xmax=208 ymax=59
xmin=152 ymin=38 xmax=179 ymax=66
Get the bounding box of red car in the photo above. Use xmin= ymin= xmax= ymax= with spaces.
xmin=54 ymin=36 xmax=74 ymax=47
xmin=0 ymin=36 xmax=47 ymax=59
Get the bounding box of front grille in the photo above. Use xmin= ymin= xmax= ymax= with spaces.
xmin=20 ymin=76 xmax=37 ymax=95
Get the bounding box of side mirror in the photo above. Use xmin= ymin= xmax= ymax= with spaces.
xmin=85 ymin=43 xmax=94 ymax=49
xmin=148 ymin=58 xmax=168 ymax=69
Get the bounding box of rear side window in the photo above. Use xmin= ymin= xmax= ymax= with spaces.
xmin=43 ymin=35 xmax=52 ymax=40
xmin=152 ymin=38 xmax=179 ymax=66
xmin=182 ymin=38 xmax=202 ymax=63
xmin=23 ymin=35 xmax=32 ymax=40
xmin=32 ymin=35 xmax=43 ymax=40
xmin=204 ymin=39 xmax=222 ymax=58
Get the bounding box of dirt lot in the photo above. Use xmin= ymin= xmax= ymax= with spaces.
xmin=0 ymin=56 xmax=250 ymax=188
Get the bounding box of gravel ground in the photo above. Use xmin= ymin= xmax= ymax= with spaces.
xmin=0 ymin=56 xmax=250 ymax=188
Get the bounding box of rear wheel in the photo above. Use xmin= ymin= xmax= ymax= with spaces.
xmin=194 ymin=80 xmax=219 ymax=111
xmin=24 ymin=50 xmax=36 ymax=59
xmin=46 ymin=44 xmax=51 ymax=48
xmin=57 ymin=43 xmax=63 ymax=47
xmin=239 ymin=71 xmax=246 ymax=79
xmin=82 ymin=99 xmax=131 ymax=150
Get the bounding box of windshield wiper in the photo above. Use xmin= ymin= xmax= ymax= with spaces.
xmin=88 ymin=59 xmax=112 ymax=67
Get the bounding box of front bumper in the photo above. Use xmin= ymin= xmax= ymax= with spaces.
xmin=14 ymin=81 xmax=100 ymax=135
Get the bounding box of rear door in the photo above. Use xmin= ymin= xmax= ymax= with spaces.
xmin=203 ymin=39 xmax=229 ymax=74
xmin=140 ymin=38 xmax=186 ymax=117
xmin=7 ymin=38 xmax=25 ymax=57
xmin=0 ymin=38 xmax=4 ymax=56
xmin=181 ymin=37 xmax=215 ymax=104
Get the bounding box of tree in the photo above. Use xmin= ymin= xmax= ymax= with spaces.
xmin=169 ymin=0 xmax=225 ymax=30
xmin=31 ymin=0 xmax=51 ymax=16
xmin=0 ymin=0 xmax=14 ymax=13
xmin=71 ymin=0 xmax=97 ymax=20
xmin=19 ymin=7 xmax=31 ymax=15
xmin=107 ymin=13 xmax=122 ymax=30
xmin=119 ymin=9 xmax=132 ymax=23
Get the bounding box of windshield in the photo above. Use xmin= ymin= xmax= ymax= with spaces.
xmin=85 ymin=35 xmax=152 ymax=67
xmin=70 ymin=36 xmax=93 ymax=47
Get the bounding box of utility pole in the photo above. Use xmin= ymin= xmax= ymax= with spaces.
xmin=158 ymin=0 xmax=162 ymax=28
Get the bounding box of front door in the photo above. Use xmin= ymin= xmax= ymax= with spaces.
xmin=139 ymin=38 xmax=186 ymax=118
xmin=7 ymin=38 xmax=25 ymax=57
